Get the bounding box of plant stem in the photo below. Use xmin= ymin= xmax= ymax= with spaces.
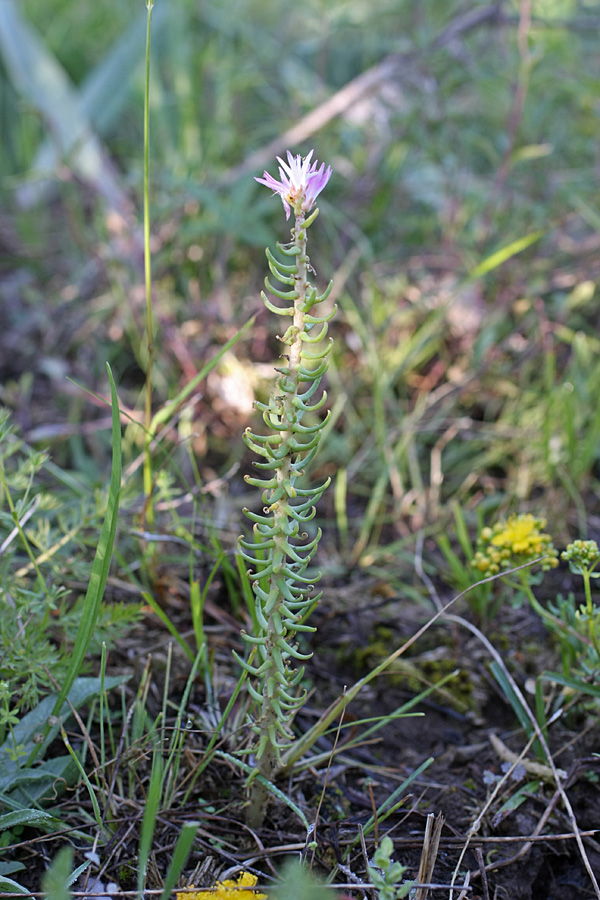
xmin=508 ymin=571 xmax=563 ymax=632
xmin=142 ymin=0 xmax=155 ymax=528
xmin=582 ymin=569 xmax=600 ymax=662
xmin=0 ymin=462 xmax=52 ymax=603
xmin=246 ymin=212 xmax=309 ymax=826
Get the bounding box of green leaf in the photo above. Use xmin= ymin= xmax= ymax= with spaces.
xmin=0 ymin=809 xmax=56 ymax=830
xmin=4 ymin=676 xmax=122 ymax=758
xmin=269 ymin=860 xmax=330 ymax=900
xmin=469 ymin=231 xmax=544 ymax=280
xmin=0 ymin=875 xmax=32 ymax=894
xmin=490 ymin=662 xmax=534 ymax=736
xmin=0 ymin=863 xmax=26 ymax=877
xmin=492 ymin=780 xmax=541 ymax=828
xmin=41 ymin=846 xmax=73 ymax=900
xmin=0 ymin=756 xmax=77 ymax=807
xmin=541 ymin=670 xmax=600 ymax=699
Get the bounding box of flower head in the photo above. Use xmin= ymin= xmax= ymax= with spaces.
xmin=255 ymin=149 xmax=332 ymax=220
xmin=562 ymin=539 xmax=600 ymax=574
xmin=176 ymin=872 xmax=266 ymax=900
xmin=472 ymin=513 xmax=558 ymax=574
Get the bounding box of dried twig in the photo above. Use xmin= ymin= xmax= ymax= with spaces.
xmin=220 ymin=4 xmax=504 ymax=186
xmin=489 ymin=731 xmax=567 ymax=782
xmin=414 ymin=812 xmax=445 ymax=900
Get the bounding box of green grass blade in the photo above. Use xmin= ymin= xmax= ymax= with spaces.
xmin=26 ymin=364 xmax=122 ymax=765
xmin=190 ymin=579 xmax=205 ymax=652
xmin=356 ymin=756 xmax=434 ymax=844
xmin=299 ymin=670 xmax=458 ymax=771
xmin=490 ymin=661 xmax=533 ymax=737
xmin=59 ymin=724 xmax=103 ymax=830
xmin=452 ymin=502 xmax=474 ymax=562
xmin=351 ymin=465 xmax=389 ymax=563
xmin=12 ymin=5 xmax=170 ymax=206
xmin=437 ymin=533 xmax=469 ymax=584
xmin=142 ymin=591 xmax=195 ymax=662
xmin=159 ymin=821 xmax=199 ymax=900
xmin=180 ymin=667 xmax=250 ymax=804
xmin=354 ymin=670 xmax=458 ymax=744
xmin=162 ymin=650 xmax=203 ymax=808
xmin=0 ymin=0 xmax=126 ymax=208
xmin=491 ymin=660 xmax=545 ymax=759
xmin=469 ymin=230 xmax=544 ymax=279
xmin=150 ymin=315 xmax=256 ymax=432
xmin=191 ymin=554 xmax=223 ymax=652
xmin=541 ymin=670 xmax=600 ymax=699
xmin=66 ymin=6 xmax=169 ymax=137
xmin=216 ymin=751 xmax=309 ymax=831
xmin=137 ymin=748 xmax=165 ymax=898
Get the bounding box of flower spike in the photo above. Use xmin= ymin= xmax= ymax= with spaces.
xmin=240 ymin=150 xmax=335 ymax=827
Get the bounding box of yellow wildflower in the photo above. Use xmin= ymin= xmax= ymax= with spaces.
xmin=472 ymin=513 xmax=558 ymax=574
xmin=176 ymin=872 xmax=267 ymax=900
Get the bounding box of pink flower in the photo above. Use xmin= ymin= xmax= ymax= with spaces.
xmin=255 ymin=149 xmax=332 ymax=220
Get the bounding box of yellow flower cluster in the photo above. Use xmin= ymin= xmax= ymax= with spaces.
xmin=176 ymin=872 xmax=266 ymax=900
xmin=472 ymin=513 xmax=558 ymax=575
